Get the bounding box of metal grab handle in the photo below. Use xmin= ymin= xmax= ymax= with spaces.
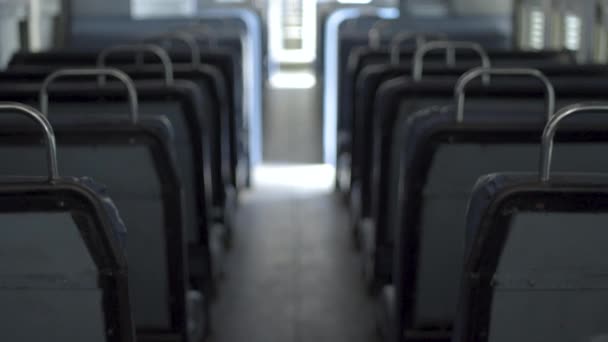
xmin=390 ymin=32 xmax=423 ymax=64
xmin=413 ymin=41 xmax=490 ymax=82
xmin=149 ymin=31 xmax=201 ymax=67
xmin=39 ymin=68 xmax=139 ymax=125
xmin=540 ymin=103 xmax=608 ymax=182
xmin=391 ymin=32 xmax=447 ymax=64
xmin=455 ymin=67 xmax=555 ymax=123
xmin=368 ymin=20 xmax=393 ymax=50
xmin=0 ymin=102 xmax=58 ymax=181
xmin=97 ymin=44 xmax=174 ymax=85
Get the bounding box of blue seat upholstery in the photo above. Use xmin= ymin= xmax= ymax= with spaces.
xmin=455 ymin=173 xmax=608 ymax=342
xmin=0 ymin=176 xmax=134 ymax=342
xmin=366 ymin=74 xmax=608 ymax=291
xmin=0 ymin=114 xmax=192 ymax=341
xmin=387 ymin=103 xmax=608 ymax=342
xmin=0 ymin=80 xmax=218 ymax=289
xmin=5 ymin=52 xmax=241 ymax=231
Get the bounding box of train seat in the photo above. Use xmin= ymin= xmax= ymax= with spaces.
xmin=0 ymin=102 xmax=134 ymax=342
xmin=0 ymin=100 xmax=202 ymax=341
xmin=384 ymin=73 xmax=608 ymax=342
xmin=454 ymin=104 xmax=608 ymax=342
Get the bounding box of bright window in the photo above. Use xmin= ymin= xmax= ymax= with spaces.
xmin=564 ymin=12 xmax=582 ymax=51
xmin=131 ymin=0 xmax=196 ymax=18
xmin=529 ymin=8 xmax=545 ymax=50
xmin=337 ymin=0 xmax=373 ymax=4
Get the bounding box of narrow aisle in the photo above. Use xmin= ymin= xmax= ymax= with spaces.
xmin=212 ymin=165 xmax=376 ymax=342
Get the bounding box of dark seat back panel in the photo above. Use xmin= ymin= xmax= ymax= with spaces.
xmin=49 ymin=101 xmax=199 ymax=243
xmin=488 ymin=213 xmax=608 ymax=342
xmin=0 ymin=212 xmax=106 ymax=341
xmin=456 ymin=176 xmax=608 ymax=342
xmin=0 ymin=81 xmax=215 ymax=245
xmin=2 ymin=63 xmax=240 ymax=191
xmin=0 ymin=213 xmax=96 ymax=272
xmin=0 ymin=137 xmax=174 ymax=330
xmin=374 ymin=87 xmax=548 ymax=236
xmin=415 ymin=143 xmax=608 ymax=325
xmin=0 ymin=145 xmax=162 ymax=194
xmin=0 ymin=291 xmax=107 ymax=342
xmin=117 ymin=198 xmax=170 ymax=328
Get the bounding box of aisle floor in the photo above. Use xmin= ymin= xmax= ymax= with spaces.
xmin=211 ymin=165 xmax=377 ymax=342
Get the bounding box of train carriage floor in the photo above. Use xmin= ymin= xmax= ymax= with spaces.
xmin=211 ymin=164 xmax=376 ymax=342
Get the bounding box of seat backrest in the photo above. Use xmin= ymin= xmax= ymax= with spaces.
xmin=0 ymin=115 xmax=187 ymax=336
xmin=372 ymin=75 xmax=608 ymax=253
xmin=355 ymin=64 xmax=608 ymax=164
xmin=0 ymin=103 xmax=134 ymax=342
xmin=353 ymin=68 xmax=467 ymax=217
xmin=0 ymin=211 xmax=106 ymax=342
xmin=349 ymin=60 xmax=594 ymax=151
xmin=2 ymin=63 xmax=239 ymax=195
xmin=353 ymin=49 xmax=573 ymax=79
xmin=8 ymin=50 xmax=243 ymax=120
xmin=0 ymin=182 xmax=133 ymax=342
xmin=129 ymin=65 xmax=237 ymax=192
xmin=456 ymin=104 xmax=608 ymax=342
xmin=390 ymin=103 xmax=608 ymax=340
xmin=371 ymin=78 xmax=541 ymax=252
xmin=0 ymin=81 xmax=213 ymax=246
xmin=491 ymin=211 xmax=608 ymax=342
xmin=341 ymin=49 xmax=574 ymax=139
xmin=457 ymin=173 xmax=608 ymax=342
